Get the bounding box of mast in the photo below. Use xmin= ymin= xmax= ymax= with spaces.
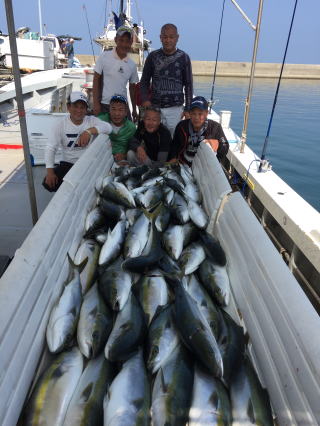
xmin=38 ymin=0 xmax=43 ymax=37
xmin=239 ymin=0 xmax=264 ymax=153
xmin=125 ymin=0 xmax=131 ymax=22
xmin=4 ymin=0 xmax=39 ymax=224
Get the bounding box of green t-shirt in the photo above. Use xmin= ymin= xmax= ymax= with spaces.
xmin=99 ymin=113 xmax=136 ymax=155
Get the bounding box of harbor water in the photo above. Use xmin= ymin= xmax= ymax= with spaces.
xmin=194 ymin=77 xmax=320 ymax=212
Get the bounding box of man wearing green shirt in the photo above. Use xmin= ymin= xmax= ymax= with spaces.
xmin=99 ymin=94 xmax=136 ymax=165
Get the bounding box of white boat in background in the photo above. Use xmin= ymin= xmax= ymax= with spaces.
xmin=0 ymin=0 xmax=319 ymax=424
xmin=0 ymin=32 xmax=56 ymax=71
xmin=0 ymin=17 xmax=83 ymax=72
xmin=94 ymin=0 xmax=151 ymax=67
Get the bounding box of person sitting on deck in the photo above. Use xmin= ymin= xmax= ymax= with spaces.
xmin=127 ymin=106 xmax=172 ymax=167
xmin=98 ymin=94 xmax=136 ymax=166
xmin=168 ymin=96 xmax=229 ymax=166
xmin=43 ymin=91 xmax=112 ymax=192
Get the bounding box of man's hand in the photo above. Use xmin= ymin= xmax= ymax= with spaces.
xmin=168 ymin=158 xmax=178 ymax=164
xmin=93 ymin=103 xmax=101 ymax=116
xmin=137 ymin=146 xmax=147 ymax=163
xmin=183 ymin=111 xmax=190 ymax=120
xmin=78 ymin=131 xmax=91 ymax=147
xmin=204 ymin=139 xmax=219 ymax=152
xmin=114 ymin=153 xmax=128 ymax=165
xmin=142 ymin=101 xmax=152 ymax=108
xmin=45 ymin=169 xmax=58 ymax=189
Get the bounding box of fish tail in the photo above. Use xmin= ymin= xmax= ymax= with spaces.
xmin=142 ymin=202 xmax=163 ymax=223
xmin=67 ymin=253 xmax=88 ymax=282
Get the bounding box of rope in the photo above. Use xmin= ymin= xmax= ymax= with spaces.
xmin=209 ymin=0 xmax=226 ymax=110
xmin=258 ymin=0 xmax=299 ymax=172
xmin=241 ymin=159 xmax=260 ymax=194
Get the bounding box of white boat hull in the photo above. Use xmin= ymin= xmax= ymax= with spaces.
xmin=0 ymin=36 xmax=55 ymax=71
xmin=0 ymin=137 xmax=319 ymax=425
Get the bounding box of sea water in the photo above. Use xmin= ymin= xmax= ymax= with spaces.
xmin=194 ymin=77 xmax=320 ymax=212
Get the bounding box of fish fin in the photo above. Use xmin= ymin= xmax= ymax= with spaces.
xmin=142 ymin=202 xmax=163 ymax=222
xmin=160 ymin=272 xmax=184 ymax=288
xmin=70 ymin=306 xmax=78 ymax=317
xmin=80 ymin=383 xmax=94 ymax=403
xmin=159 ymin=368 xmax=168 ymax=393
xmin=150 ymin=303 xmax=172 ymax=323
xmin=209 ymin=391 xmax=219 ymax=409
xmin=244 ymin=331 xmax=250 ymax=346
xmin=247 ymin=399 xmax=255 ymax=423
xmin=132 ymin=398 xmax=144 ymax=411
xmin=200 ymin=299 xmax=208 ymax=308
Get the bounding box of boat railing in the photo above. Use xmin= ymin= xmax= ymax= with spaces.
xmin=225 ymin=140 xmax=320 ymax=313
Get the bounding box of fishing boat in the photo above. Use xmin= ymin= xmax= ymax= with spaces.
xmin=0 ymin=0 xmax=319 ymax=424
xmin=0 ymin=28 xmax=79 ymax=72
xmin=94 ymin=0 xmax=151 ymax=68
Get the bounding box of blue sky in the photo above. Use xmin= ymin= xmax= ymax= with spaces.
xmin=1 ymin=0 xmax=319 ymax=64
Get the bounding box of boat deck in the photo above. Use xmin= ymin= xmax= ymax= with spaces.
xmin=0 ymin=119 xmax=54 ymax=258
xmin=0 ymin=68 xmax=85 ymax=261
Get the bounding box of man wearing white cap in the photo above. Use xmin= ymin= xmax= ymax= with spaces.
xmin=43 ymin=91 xmax=112 ymax=192
xmin=93 ymin=26 xmax=139 ymax=121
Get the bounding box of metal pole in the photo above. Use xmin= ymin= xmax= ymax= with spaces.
xmin=38 ymin=0 xmax=43 ymax=37
xmin=230 ymin=0 xmax=256 ymax=30
xmin=240 ymin=0 xmax=264 ymax=153
xmin=126 ymin=0 xmax=131 ymax=21
xmin=4 ymin=0 xmax=39 ymax=224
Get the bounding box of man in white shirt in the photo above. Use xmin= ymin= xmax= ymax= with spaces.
xmin=43 ymin=91 xmax=112 ymax=192
xmin=93 ymin=26 xmax=139 ymax=121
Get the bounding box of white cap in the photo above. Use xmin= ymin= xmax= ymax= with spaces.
xmin=69 ymin=91 xmax=88 ymax=106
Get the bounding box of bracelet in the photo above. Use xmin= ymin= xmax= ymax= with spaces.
xmin=84 ymin=129 xmax=92 ymax=137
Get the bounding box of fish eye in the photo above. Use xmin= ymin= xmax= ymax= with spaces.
xmin=152 ymin=346 xmax=159 ymax=356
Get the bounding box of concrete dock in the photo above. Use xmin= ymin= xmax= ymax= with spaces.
xmin=77 ymin=55 xmax=320 ymax=79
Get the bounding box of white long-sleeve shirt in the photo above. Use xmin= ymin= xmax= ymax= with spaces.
xmin=45 ymin=115 xmax=112 ymax=168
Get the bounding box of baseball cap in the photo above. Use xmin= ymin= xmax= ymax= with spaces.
xmin=116 ymin=25 xmax=133 ymax=38
xmin=69 ymin=91 xmax=89 ymax=106
xmin=190 ymin=96 xmax=208 ymax=111
xmin=110 ymin=94 xmax=128 ymax=105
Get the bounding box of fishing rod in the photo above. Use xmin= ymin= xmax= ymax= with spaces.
xmin=82 ymin=4 xmax=96 ymax=62
xmin=258 ymin=0 xmax=299 ymax=172
xmin=209 ymin=0 xmax=226 ymax=110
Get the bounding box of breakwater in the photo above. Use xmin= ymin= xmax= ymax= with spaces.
xmin=77 ymin=55 xmax=320 ymax=79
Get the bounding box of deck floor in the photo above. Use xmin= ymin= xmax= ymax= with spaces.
xmin=0 ymin=119 xmax=54 ymax=257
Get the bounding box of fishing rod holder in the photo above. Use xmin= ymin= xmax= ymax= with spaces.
xmin=258 ymin=159 xmax=272 ymax=173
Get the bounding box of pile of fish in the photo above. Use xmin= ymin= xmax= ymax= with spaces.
xmin=22 ymin=164 xmax=274 ymax=425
